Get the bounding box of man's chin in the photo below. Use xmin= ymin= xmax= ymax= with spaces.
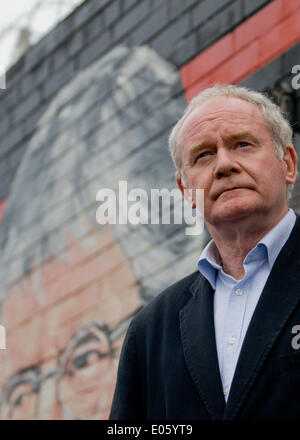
xmin=206 ymin=203 xmax=260 ymax=225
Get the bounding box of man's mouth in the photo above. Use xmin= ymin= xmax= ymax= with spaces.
xmin=215 ymin=187 xmax=249 ymax=199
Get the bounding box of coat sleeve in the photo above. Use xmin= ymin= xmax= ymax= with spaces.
xmin=109 ymin=320 xmax=146 ymax=419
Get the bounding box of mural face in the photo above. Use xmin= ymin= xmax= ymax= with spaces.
xmin=0 ymin=222 xmax=141 ymax=419
xmin=0 ymin=46 xmax=199 ymax=419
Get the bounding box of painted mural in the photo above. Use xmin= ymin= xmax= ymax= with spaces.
xmin=0 ymin=46 xmax=202 ymax=419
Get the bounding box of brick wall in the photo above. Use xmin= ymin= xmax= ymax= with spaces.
xmin=0 ymin=0 xmax=299 ymax=419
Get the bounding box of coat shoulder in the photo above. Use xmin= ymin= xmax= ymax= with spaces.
xmin=132 ymin=270 xmax=201 ymax=330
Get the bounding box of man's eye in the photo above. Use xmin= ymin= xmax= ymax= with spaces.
xmin=238 ymin=141 xmax=250 ymax=147
xmin=196 ymin=151 xmax=211 ymax=160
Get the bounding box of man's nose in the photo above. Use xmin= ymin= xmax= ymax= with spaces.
xmin=213 ymin=148 xmax=240 ymax=179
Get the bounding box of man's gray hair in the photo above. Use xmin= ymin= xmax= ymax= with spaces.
xmin=169 ymin=84 xmax=295 ymax=196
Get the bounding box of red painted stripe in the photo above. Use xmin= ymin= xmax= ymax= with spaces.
xmin=181 ymin=0 xmax=300 ymax=101
xmin=0 ymin=200 xmax=6 ymax=225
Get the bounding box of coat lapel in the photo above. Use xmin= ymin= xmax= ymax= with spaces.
xmin=179 ymin=274 xmax=226 ymax=419
xmin=224 ymin=216 xmax=300 ymax=419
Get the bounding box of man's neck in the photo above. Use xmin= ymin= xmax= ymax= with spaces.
xmin=207 ymin=209 xmax=289 ymax=280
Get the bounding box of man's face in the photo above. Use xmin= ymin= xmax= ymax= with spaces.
xmin=177 ymin=97 xmax=297 ymax=233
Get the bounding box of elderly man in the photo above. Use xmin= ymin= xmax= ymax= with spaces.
xmin=109 ymin=84 xmax=300 ymax=420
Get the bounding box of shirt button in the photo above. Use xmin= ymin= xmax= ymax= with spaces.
xmin=228 ymin=337 xmax=236 ymax=345
xmin=235 ymin=288 xmax=243 ymax=296
xmin=224 ymin=388 xmax=229 ymax=396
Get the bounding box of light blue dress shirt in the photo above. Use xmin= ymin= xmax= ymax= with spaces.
xmin=197 ymin=209 xmax=296 ymax=401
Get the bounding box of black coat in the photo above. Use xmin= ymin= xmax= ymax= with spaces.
xmin=110 ymin=215 xmax=300 ymax=420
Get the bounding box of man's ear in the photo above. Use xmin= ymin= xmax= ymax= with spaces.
xmin=176 ymin=171 xmax=196 ymax=209
xmin=283 ymin=145 xmax=298 ymax=184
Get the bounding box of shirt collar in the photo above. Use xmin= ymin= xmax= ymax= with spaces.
xmin=197 ymin=209 xmax=296 ymax=289
xmin=258 ymin=209 xmax=296 ymax=268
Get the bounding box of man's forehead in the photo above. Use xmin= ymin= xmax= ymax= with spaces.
xmin=178 ymin=96 xmax=265 ymax=142
xmin=189 ymin=96 xmax=261 ymax=122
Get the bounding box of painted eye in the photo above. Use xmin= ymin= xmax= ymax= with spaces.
xmin=72 ymin=349 xmax=108 ymax=369
xmin=13 ymin=395 xmax=23 ymax=407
